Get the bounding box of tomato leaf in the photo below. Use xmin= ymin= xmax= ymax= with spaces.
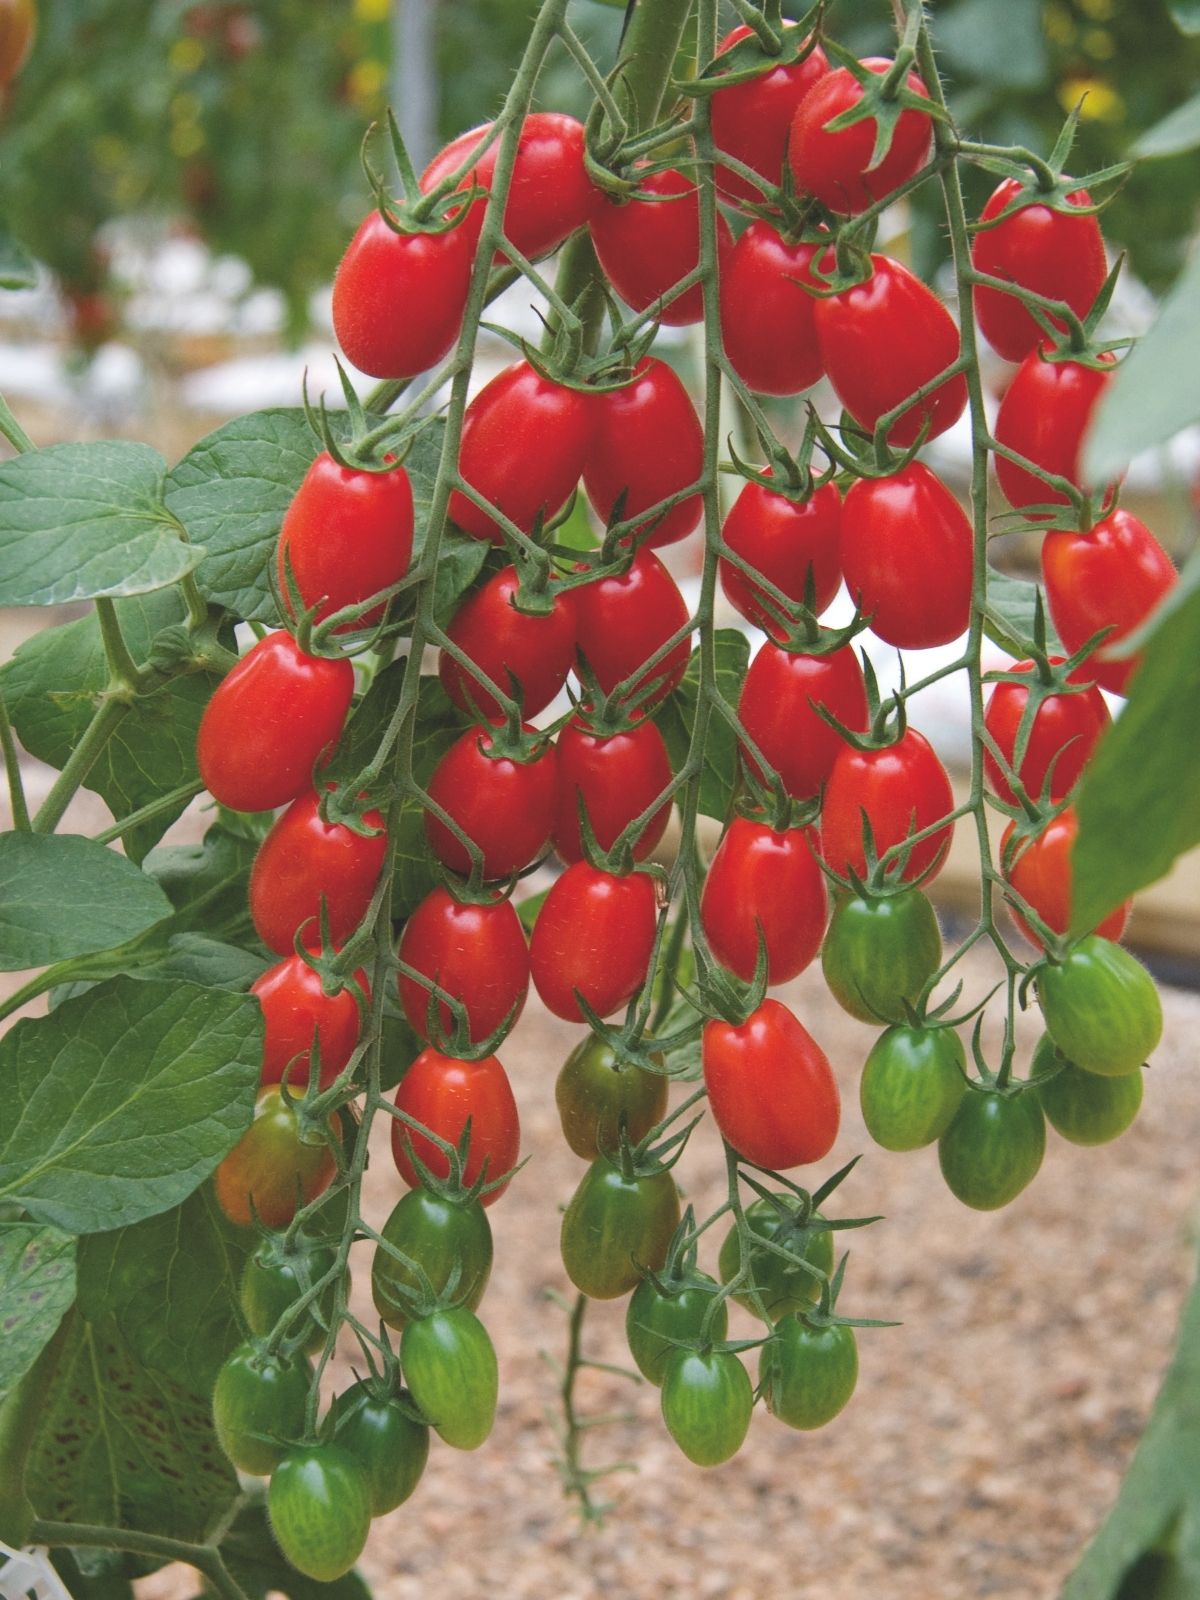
xmin=933 ymin=0 xmax=1050 ymax=89
xmin=216 ymin=1500 xmax=371 ymax=1600
xmin=49 ymin=934 xmax=268 ymax=1010
xmin=1168 ymin=0 xmax=1200 ymax=34
xmin=983 ymin=567 xmax=1062 ymax=658
xmin=144 ymin=821 xmax=261 ymax=944
xmin=0 ymin=1222 xmax=76 ymax=1404
xmin=1134 ymin=88 xmax=1200 ymax=158
xmin=655 ymin=630 xmax=749 ymax=822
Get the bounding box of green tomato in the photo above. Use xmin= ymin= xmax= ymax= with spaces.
xmin=761 ymin=1316 xmax=858 ymax=1430
xmin=560 ymin=1160 xmax=681 ymax=1300
xmin=327 ymin=1380 xmax=430 ymax=1515
xmin=400 ymin=1307 xmax=498 ymax=1451
xmin=625 ymin=1272 xmax=727 ymax=1386
xmin=860 ymin=1023 xmax=966 ymax=1151
xmin=938 ymin=1089 xmax=1046 ymax=1211
xmin=1032 ymin=1035 xmax=1143 ymax=1147
xmin=240 ymin=1236 xmax=343 ymax=1355
xmin=371 ymin=1187 xmax=493 ymax=1330
xmin=268 ymin=1442 xmax=371 ymax=1582
xmin=1037 ymin=935 xmax=1162 ymax=1077
xmin=660 ymin=1349 xmax=753 ymax=1467
xmin=821 ymin=889 xmax=942 ymax=1023
xmin=717 ymin=1196 xmax=834 ymax=1322
xmin=555 ymin=1034 xmax=668 ymax=1160
xmin=212 ymin=1342 xmax=311 ymax=1476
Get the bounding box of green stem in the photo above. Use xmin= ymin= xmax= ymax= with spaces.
xmin=91 ymin=780 xmax=204 ymax=847
xmin=95 ymin=599 xmax=143 ymax=693
xmin=31 ymin=695 xmax=132 ymax=836
xmin=29 ymin=1522 xmax=251 ymax=1600
xmin=0 ymin=392 xmax=35 ymax=453
xmin=0 ymin=693 xmax=31 ymax=831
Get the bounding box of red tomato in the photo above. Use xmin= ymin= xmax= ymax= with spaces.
xmin=278 ymin=452 xmax=414 ymax=629
xmin=448 ymin=361 xmax=592 ymax=544
xmin=572 ymin=548 xmax=692 ymax=709
xmin=821 ymin=729 xmax=954 ymax=884
xmin=197 ymin=632 xmax=354 ymax=813
xmin=253 ymin=955 xmax=369 ymax=1091
xmin=583 ymin=357 xmax=703 ymax=548
xmin=720 ymin=223 xmax=823 ymax=396
xmin=397 ymin=887 xmax=529 ymax=1045
xmin=814 ymin=254 xmax=966 ymax=447
xmin=424 ymin=726 xmax=557 ymax=879
xmin=391 ymin=1048 xmax=520 ymax=1204
xmin=993 ymin=346 xmax=1115 ymax=512
xmin=1002 ymin=809 xmax=1130 ymax=947
xmin=1042 ymin=510 xmax=1175 ymax=694
xmin=439 ymin=565 xmax=576 ymax=720
xmin=589 ymin=167 xmax=733 ymax=327
xmin=720 ymin=475 xmax=841 ymax=636
xmin=700 ymin=817 xmax=827 ymax=983
xmin=840 ymin=463 xmax=972 ymax=648
xmin=332 ymin=212 xmax=472 ymax=380
xmin=250 ymin=791 xmax=387 ymax=956
xmin=553 ymin=713 xmax=673 ymax=864
xmin=738 ymin=642 xmax=867 ymax=800
xmin=710 ymin=24 xmax=829 ymax=204
xmin=215 ymin=1088 xmax=337 ymax=1230
xmin=702 ymin=999 xmax=839 ymax=1168
xmin=788 ymin=58 xmax=932 ymax=215
xmin=972 ymin=181 xmax=1106 ymax=364
xmin=529 ymin=864 xmax=658 ymax=1022
xmin=983 ymin=658 xmax=1110 ymax=804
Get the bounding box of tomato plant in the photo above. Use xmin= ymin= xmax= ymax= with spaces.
xmin=703 ymin=999 xmax=840 ymax=1170
xmin=589 ymin=168 xmax=732 ymax=328
xmin=582 ymin=356 xmax=704 ymax=547
xmin=253 ymin=954 xmax=367 ymax=1091
xmin=396 ymin=886 xmax=529 ymax=1045
xmin=821 ymin=728 xmax=955 ymax=884
xmin=240 ymin=1234 xmax=342 ymax=1354
xmin=214 ymin=1088 xmax=338 ymax=1230
xmin=212 ymin=1343 xmax=311 ymax=1476
xmin=555 ymin=1033 xmax=668 ymax=1159
xmin=709 ymin=22 xmax=828 ymax=204
xmin=267 ymin=1443 xmax=372 ymax=1582
xmin=761 ymin=1318 xmax=858 ymax=1430
xmin=661 ymin=1349 xmax=753 ymax=1467
xmin=719 ymin=474 xmax=841 ymax=634
xmin=860 ymin=1024 xmax=967 ymax=1151
xmin=424 ymin=724 xmax=557 ymax=879
xmin=439 ymin=564 xmax=577 ymax=720
xmin=789 ymin=57 xmax=932 ymax=214
xmin=327 ymin=1381 xmax=431 ymax=1516
xmin=626 ymin=1271 xmax=727 ymax=1384
xmin=717 ymin=1195 xmax=834 ymax=1321
xmin=529 ymin=862 xmax=659 ymax=1022
xmin=401 ymin=1307 xmax=499 ymax=1449
xmin=250 ymin=790 xmax=387 ymax=955
xmin=391 ymin=1048 xmax=520 ymax=1201
xmin=821 ymin=888 xmax=943 ymax=1022
xmin=552 ymin=712 xmax=673 ymax=863
xmin=560 ymin=1157 xmax=681 ymax=1299
xmin=700 ymin=814 xmax=826 ymax=983
xmin=371 ymin=1187 xmax=494 ymax=1328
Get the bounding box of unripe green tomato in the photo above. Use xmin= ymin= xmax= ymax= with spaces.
xmin=1032 ymin=1035 xmax=1144 ymax=1147
xmin=400 ymin=1306 xmax=498 ymax=1450
xmin=212 ymin=1342 xmax=311 ymax=1476
xmin=717 ymin=1196 xmax=834 ymax=1321
xmin=761 ymin=1316 xmax=858 ymax=1430
xmin=240 ymin=1237 xmax=343 ymax=1355
xmin=938 ymin=1089 xmax=1045 ymax=1211
xmin=625 ymin=1272 xmax=727 ymax=1386
xmin=268 ymin=1442 xmax=371 ymax=1582
xmin=661 ymin=1349 xmax=753 ymax=1467
xmin=860 ymin=1023 xmax=966 ymax=1151
xmin=821 ymin=889 xmax=941 ymax=1023
xmin=555 ymin=1034 xmax=668 ymax=1159
xmin=327 ymin=1380 xmax=430 ymax=1515
xmin=371 ymin=1187 xmax=493 ymax=1330
xmin=560 ymin=1160 xmax=680 ymax=1300
xmin=1037 ymin=935 xmax=1162 ymax=1077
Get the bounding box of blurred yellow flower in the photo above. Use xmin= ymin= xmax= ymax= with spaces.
xmin=354 ymin=0 xmax=390 ymax=21
xmin=1078 ymin=0 xmax=1115 ymax=19
xmin=1058 ymin=76 xmax=1124 ymax=121
xmin=169 ymin=37 xmax=205 ymax=74
xmin=348 ymin=59 xmax=387 ymax=104
xmin=170 ymin=123 xmax=206 ymax=159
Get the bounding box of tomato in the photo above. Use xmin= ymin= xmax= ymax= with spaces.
xmin=560 ymin=1159 xmax=680 ymax=1299
xmin=626 ymin=1272 xmax=727 ymax=1385
xmin=0 ymin=0 xmax=35 ymax=89
xmin=583 ymin=357 xmax=704 ymax=547
xmin=1002 ymin=809 xmax=1130 ymax=948
xmin=448 ymin=361 xmax=592 ymax=544
xmin=214 ymin=1088 xmax=337 ymax=1230
xmin=555 ymin=1034 xmax=668 ymax=1159
xmin=789 ymin=58 xmax=933 ymax=215
xmin=717 ymin=1195 xmax=834 ymax=1321
xmin=278 ymin=452 xmax=414 ymax=629
xmin=814 ymin=254 xmax=967 ymax=447
xmin=267 ymin=1443 xmax=371 ymax=1581
xmin=371 ymin=1187 xmax=493 ymax=1329
xmin=250 ymin=790 xmax=387 ymax=956
xmin=327 ymin=1381 xmax=430 ymax=1516
xmin=424 ymin=725 xmax=557 ymax=879
xmin=439 ymin=565 xmax=576 ymax=720
xmin=761 ymin=1317 xmax=858 ymax=1430
xmin=400 ymin=1306 xmax=498 ymax=1450
xmin=530 ymin=863 xmax=658 ymax=1022
xmin=703 ymin=999 xmax=839 ymax=1170
xmin=710 ymin=23 xmax=829 ymax=204
xmin=1037 ymin=934 xmax=1162 ymax=1077
xmin=391 ymin=1048 xmax=519 ymax=1202
xmin=660 ymin=1349 xmax=753 ymax=1467
xmin=1042 ymin=509 xmax=1175 ymax=695
xmin=821 ymin=729 xmax=954 ymax=885
xmin=821 ymin=888 xmax=942 ymax=1023
xmin=331 ymin=211 xmax=472 ymax=380
xmin=253 ymin=955 xmax=367 ymax=1092
xmin=572 ymin=547 xmax=692 ymax=708
xmin=212 ymin=1342 xmax=310 ymax=1475
xmin=397 ymin=887 xmax=528 ymax=1045
xmin=738 ymin=641 xmax=867 ymax=800
xmin=589 ymin=167 xmax=733 ymax=327
xmin=720 ymin=223 xmax=823 ymax=395
xmin=993 ymin=346 xmax=1115 ymax=511
xmin=1031 ymin=1035 xmax=1143 ymax=1146
xmin=984 ymin=658 xmax=1109 ymax=805
xmin=240 ymin=1235 xmax=341 ymax=1355
xmin=700 ymin=815 xmax=827 ymax=983
xmin=841 ymin=463 xmax=972 ymax=648
xmin=552 ymin=713 xmax=672 ymax=863
xmin=719 ymin=475 xmax=841 ymax=635
xmin=860 ymin=1024 xmax=966 ymax=1151
xmin=197 ymin=632 xmax=354 ymax=813
xmin=938 ymin=1089 xmax=1046 ymax=1210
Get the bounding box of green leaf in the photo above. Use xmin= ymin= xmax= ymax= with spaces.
xmin=1134 ymin=90 xmax=1200 ymax=158
xmin=0 ymin=978 xmax=262 ymax=1233
xmin=655 ymin=633 xmax=744 ymax=822
xmin=0 ymin=443 xmax=202 ymax=604
xmin=49 ymin=934 xmax=268 ymax=1009
xmin=144 ymin=821 xmax=261 ymax=944
xmin=379 ymin=1004 xmax=423 ymax=1094
xmin=0 ymin=833 xmax=171 ymax=971
xmin=934 ymin=0 xmax=1050 ymax=89
xmin=0 ymin=221 xmax=36 ymax=291
xmin=426 ymin=527 xmax=491 ymax=625
xmin=1168 ymin=0 xmax=1200 ymax=34
xmin=984 ymin=567 xmax=1063 ymax=658
xmin=516 ymin=887 xmax=549 ymax=933
xmin=0 ymin=1222 xmax=76 ymax=1403
xmin=217 ymin=1500 xmax=371 ymax=1600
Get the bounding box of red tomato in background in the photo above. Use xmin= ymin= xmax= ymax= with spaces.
xmin=993 ymin=346 xmax=1115 ymax=511
xmin=397 ymin=887 xmax=529 ymax=1045
xmin=530 ymin=864 xmax=658 ymax=1022
xmin=719 ymin=475 xmax=841 ymax=636
xmin=703 ymin=999 xmax=839 ymax=1169
xmin=253 ymin=955 xmax=369 ymax=1091
xmin=391 ymin=1048 xmax=520 ymax=1204
xmin=720 ymin=223 xmax=823 ymax=396
xmin=1002 ymin=809 xmax=1130 ymax=947
xmin=583 ymin=357 xmax=703 ymax=547
xmin=710 ymin=24 xmax=829 ymax=204
xmin=983 ymin=658 xmax=1110 ymax=804
xmin=572 ymin=548 xmax=692 ymax=709
xmin=250 ymin=790 xmax=387 ymax=956
xmin=789 ymin=58 xmax=932 ymax=214
xmin=332 ymin=212 xmax=472 ymax=380
xmin=424 ymin=726 xmax=557 ymax=879
xmin=553 ymin=714 xmax=673 ymax=864
xmin=821 ymin=729 xmax=954 ymax=884
xmin=700 ymin=817 xmax=827 ymax=983
xmin=589 ymin=166 xmax=733 ymax=327
xmin=738 ymin=641 xmax=867 ymax=799
xmin=439 ymin=566 xmax=576 ymax=720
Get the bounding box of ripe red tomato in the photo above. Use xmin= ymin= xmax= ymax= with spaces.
xmin=983 ymin=658 xmax=1109 ymax=804
xmin=993 ymin=346 xmax=1115 ymax=511
xmin=814 ymin=254 xmax=967 ymax=447
xmin=197 ymin=632 xmax=354 ymax=813
xmin=700 ymin=817 xmax=827 ymax=983
xmin=1002 ymin=809 xmax=1130 ymax=947
xmin=583 ymin=357 xmax=703 ymax=548
xmin=720 ymin=223 xmax=823 ymax=396
xmin=840 ymin=463 xmax=972 ymax=648
xmin=738 ymin=641 xmax=867 ymax=800
xmin=391 ymin=1048 xmax=520 ymax=1204
xmin=250 ymin=790 xmax=388 ymax=956
xmin=1042 ymin=510 xmax=1175 ymax=695
xmin=278 ymin=452 xmax=414 ymax=629
xmin=214 ymin=1088 xmax=337 ymax=1230
xmin=553 ymin=713 xmax=673 ymax=864
xmin=710 ymin=24 xmax=829 ymax=204
xmin=572 ymin=548 xmax=691 ymax=709
xmin=703 ymin=998 xmax=839 ymax=1168
xmin=439 ymin=566 xmax=576 ymax=720
xmin=332 ymin=212 xmax=472 ymax=380
xmin=972 ymin=181 xmax=1107 ymax=363
xmin=821 ymin=729 xmax=954 ymax=884
xmin=448 ymin=362 xmax=592 ymax=544
xmin=252 ymin=955 xmax=369 ymax=1091
xmin=788 ymin=58 xmax=932 ymax=215
xmin=589 ymin=167 xmax=733 ymax=327
xmin=529 ymin=864 xmax=658 ymax=1022
xmin=397 ymin=887 xmax=529 ymax=1044
xmin=424 ymin=726 xmax=557 ymax=879
xmin=720 ymin=475 xmax=841 ymax=636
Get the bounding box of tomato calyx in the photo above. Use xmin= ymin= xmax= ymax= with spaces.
xmin=819 ymin=29 xmax=944 ymax=167
xmin=365 ymin=108 xmax=487 ymax=240
xmin=389 ymin=1109 xmax=524 ymax=1212
xmin=689 ymin=9 xmax=824 ymax=94
xmin=736 ymin=761 xmax=822 ymax=838
xmin=396 ymin=946 xmax=523 ymax=1062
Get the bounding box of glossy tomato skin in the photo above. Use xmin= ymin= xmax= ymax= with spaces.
xmin=821 ymin=729 xmax=954 ymax=885
xmin=701 ymin=816 xmax=827 ymax=983
xmin=841 ymin=463 xmax=972 ymax=648
xmin=268 ymin=1444 xmax=371 ymax=1583
xmin=371 ymin=1187 xmax=493 ymax=1329
xmin=717 ymin=1196 xmax=834 ymax=1321
xmin=661 ymin=1349 xmax=753 ymax=1467
xmin=994 ymin=347 xmax=1114 ymax=511
xmin=626 ymin=1272 xmax=727 ymax=1385
xmin=197 ymin=633 xmax=354 ymax=813
xmin=1032 ymin=1035 xmax=1143 ymax=1146
xmin=589 ymin=167 xmax=733 ymax=327
xmin=738 ymin=641 xmax=867 ymax=800
xmin=529 ymin=864 xmax=658 ymax=1022
xmin=703 ymin=998 xmax=839 ymax=1169
xmin=814 ymin=254 xmax=966 ymax=447
xmin=240 ymin=1236 xmax=341 ymax=1355
xmin=424 ymin=725 xmax=557 ymax=879
xmin=720 ymin=224 xmax=823 ymax=395
xmin=560 ymin=1160 xmax=680 ymax=1299
xmin=552 ymin=714 xmax=673 ymax=863
xmin=1037 ymin=935 xmax=1162 ymax=1077
xmin=1002 ymin=809 xmax=1130 ymax=948
xmin=984 ymin=658 xmax=1109 ymax=805
xmin=860 ymin=1024 xmax=967 ymax=1151
xmin=1042 ymin=510 xmax=1175 ymax=694
xmin=789 ymin=58 xmax=932 ymax=214
xmin=327 ymin=1381 xmax=430 ymax=1516
xmin=583 ymin=357 xmax=703 ymax=547
xmin=719 ymin=475 xmax=841 ymax=635
xmin=212 ymin=1342 xmax=311 ymax=1475
xmin=391 ymin=1048 xmax=519 ymax=1202
xmin=400 ymin=1307 xmax=498 ymax=1450
xmin=938 ymin=1090 xmax=1046 ymax=1210
xmin=253 ymin=955 xmax=367 ymax=1092
xmin=214 ymin=1088 xmax=337 ymax=1231
xmin=249 ymin=790 xmax=387 ymax=955
xmin=396 ymin=887 xmax=529 ymax=1046
xmin=761 ymin=1318 xmax=858 ymax=1430
xmin=821 ymin=889 xmax=942 ymax=1023
xmin=331 ymin=211 xmax=472 ymax=380
xmin=439 ymin=565 xmax=576 ymax=720
xmin=572 ymin=548 xmax=692 ymax=709
xmin=555 ymin=1035 xmax=668 ymax=1159
xmin=710 ymin=24 xmax=829 ymax=204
